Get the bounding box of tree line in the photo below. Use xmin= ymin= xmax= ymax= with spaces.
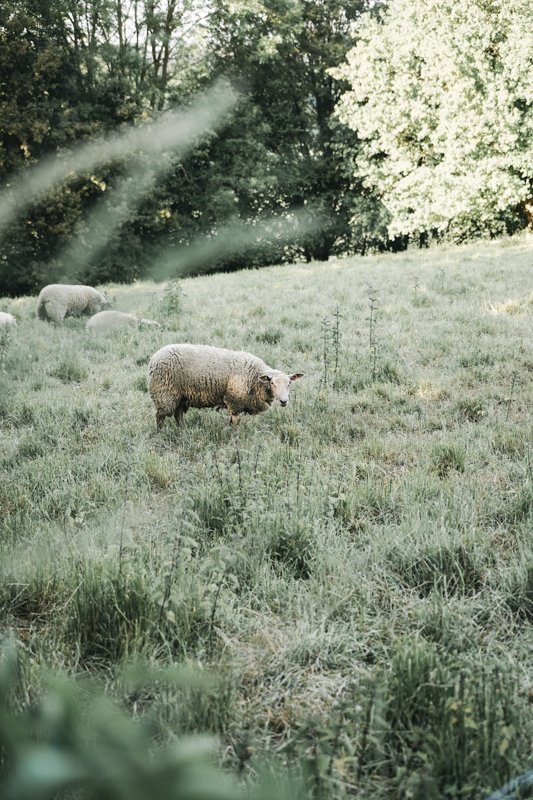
xmin=1 ymin=0 xmax=531 ymax=295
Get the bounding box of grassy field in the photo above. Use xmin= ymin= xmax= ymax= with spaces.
xmin=1 ymin=235 xmax=532 ymax=799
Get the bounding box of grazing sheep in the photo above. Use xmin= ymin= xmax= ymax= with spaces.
xmin=0 ymin=312 xmax=16 ymax=327
xmin=37 ymin=284 xmax=107 ymax=323
xmin=148 ymin=343 xmax=304 ymax=428
xmin=87 ymin=310 xmax=161 ymax=332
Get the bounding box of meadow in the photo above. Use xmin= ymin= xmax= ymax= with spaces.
xmin=0 ymin=235 xmax=532 ymax=799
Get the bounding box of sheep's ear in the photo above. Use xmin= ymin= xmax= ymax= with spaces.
xmin=290 ymin=373 xmax=304 ymax=381
xmin=259 ymin=374 xmax=271 ymax=385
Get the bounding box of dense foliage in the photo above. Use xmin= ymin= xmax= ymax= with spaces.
xmin=335 ymin=0 xmax=533 ymax=240
xmin=0 ymin=0 xmax=531 ymax=295
xmin=0 ymin=0 xmax=385 ymax=295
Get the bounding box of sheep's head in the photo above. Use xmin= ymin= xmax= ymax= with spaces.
xmin=259 ymin=370 xmax=304 ymax=407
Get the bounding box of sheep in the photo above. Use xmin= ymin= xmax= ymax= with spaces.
xmin=37 ymin=284 xmax=108 ymax=323
xmin=0 ymin=312 xmax=16 ymax=327
xmin=148 ymin=343 xmax=304 ymax=428
xmin=87 ymin=310 xmax=161 ymax=332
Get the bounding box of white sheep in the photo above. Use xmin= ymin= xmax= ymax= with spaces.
xmin=148 ymin=343 xmax=303 ymax=428
xmin=37 ymin=284 xmax=108 ymax=323
xmin=0 ymin=312 xmax=17 ymax=327
xmin=87 ymin=310 xmax=161 ymax=332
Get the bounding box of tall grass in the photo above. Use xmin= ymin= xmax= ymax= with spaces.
xmin=0 ymin=236 xmax=532 ymax=798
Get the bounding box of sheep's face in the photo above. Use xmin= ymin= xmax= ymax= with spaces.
xmin=260 ymin=371 xmax=304 ymax=407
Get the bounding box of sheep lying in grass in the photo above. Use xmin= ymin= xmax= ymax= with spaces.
xmin=37 ymin=284 xmax=108 ymax=323
xmin=0 ymin=312 xmax=16 ymax=326
xmin=87 ymin=310 xmax=161 ymax=332
xmin=148 ymin=343 xmax=303 ymax=428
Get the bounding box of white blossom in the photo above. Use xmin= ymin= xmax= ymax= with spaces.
xmin=334 ymin=0 xmax=533 ymax=237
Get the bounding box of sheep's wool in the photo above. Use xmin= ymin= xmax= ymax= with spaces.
xmin=87 ymin=310 xmax=161 ymax=331
xmin=148 ymin=343 xmax=278 ymax=427
xmin=37 ymin=284 xmax=107 ymax=323
xmin=0 ymin=312 xmax=16 ymax=326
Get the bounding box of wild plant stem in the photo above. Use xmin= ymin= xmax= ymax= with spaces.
xmin=118 ymin=469 xmax=129 ymax=578
xmin=158 ymin=532 xmax=181 ymax=628
xmin=505 ymin=371 xmax=517 ymax=421
xmin=207 ymin=569 xmax=225 ymax=659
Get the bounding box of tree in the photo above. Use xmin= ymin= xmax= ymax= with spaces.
xmin=334 ymin=0 xmax=533 ymax=240
xmin=0 ymin=0 xmax=104 ymax=294
xmin=195 ymin=0 xmax=381 ymax=263
xmin=0 ymin=0 xmax=208 ymax=294
xmin=0 ymin=0 xmax=394 ymax=295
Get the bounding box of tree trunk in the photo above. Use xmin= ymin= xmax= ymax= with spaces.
xmin=523 ymin=198 xmax=533 ymax=229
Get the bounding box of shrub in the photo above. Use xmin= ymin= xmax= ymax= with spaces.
xmin=158 ymin=279 xmax=182 ymax=325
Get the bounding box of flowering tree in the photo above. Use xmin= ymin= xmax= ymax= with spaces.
xmin=334 ymin=0 xmax=533 ymax=239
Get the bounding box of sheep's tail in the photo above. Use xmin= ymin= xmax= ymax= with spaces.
xmin=37 ymin=298 xmax=47 ymax=320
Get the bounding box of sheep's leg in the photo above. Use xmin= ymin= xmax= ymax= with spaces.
xmin=226 ymin=404 xmax=241 ymax=426
xmin=223 ymin=392 xmax=241 ymax=427
xmin=43 ymin=302 xmax=65 ymax=325
xmin=174 ymin=401 xmax=187 ymax=427
xmin=155 ymin=410 xmax=167 ymax=429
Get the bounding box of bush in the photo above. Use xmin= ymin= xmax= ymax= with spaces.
xmin=157 ymin=280 xmax=183 ymax=326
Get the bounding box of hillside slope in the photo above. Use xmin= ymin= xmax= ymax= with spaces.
xmin=1 ymin=236 xmax=532 ymax=798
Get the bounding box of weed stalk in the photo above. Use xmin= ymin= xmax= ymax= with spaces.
xmin=321 ymin=316 xmax=331 ymax=387
xmin=367 ymin=285 xmax=379 ymax=382
xmin=332 ymin=305 xmax=342 ymax=381
xmin=505 ymin=371 xmax=517 ymax=421
xmin=158 ymin=532 xmax=182 ymax=628
xmin=207 ymin=568 xmax=226 ymax=660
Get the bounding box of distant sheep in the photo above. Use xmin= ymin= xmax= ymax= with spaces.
xmin=87 ymin=310 xmax=161 ymax=332
xmin=0 ymin=312 xmax=16 ymax=327
xmin=37 ymin=284 xmax=107 ymax=323
xmin=148 ymin=343 xmax=303 ymax=428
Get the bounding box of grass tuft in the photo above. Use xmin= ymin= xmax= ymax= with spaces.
xmin=431 ymin=443 xmax=465 ymax=476
xmin=388 ymin=541 xmax=486 ymax=597
xmin=51 ymin=357 xmax=88 ymax=383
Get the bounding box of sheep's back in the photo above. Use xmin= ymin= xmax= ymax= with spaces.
xmin=148 ymin=344 xmax=267 ymax=408
xmin=39 ymin=285 xmax=104 ymax=317
xmin=0 ymin=312 xmax=16 ymax=326
xmin=149 ymin=344 xmax=229 ymax=391
xmin=87 ymin=310 xmax=137 ymax=331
